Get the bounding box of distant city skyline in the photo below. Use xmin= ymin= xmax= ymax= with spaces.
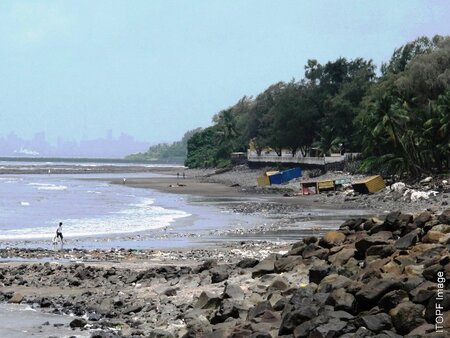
xmin=0 ymin=131 xmax=150 ymax=158
xmin=0 ymin=1 xmax=449 ymax=146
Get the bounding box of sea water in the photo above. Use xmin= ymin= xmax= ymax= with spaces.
xmin=0 ymin=172 xmax=191 ymax=242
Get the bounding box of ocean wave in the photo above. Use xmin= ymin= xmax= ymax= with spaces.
xmin=29 ymin=183 xmax=68 ymax=191
xmin=0 ymin=197 xmax=190 ymax=240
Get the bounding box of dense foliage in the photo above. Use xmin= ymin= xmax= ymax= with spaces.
xmin=185 ymin=35 xmax=449 ymax=177
xmin=126 ymin=128 xmax=201 ymax=163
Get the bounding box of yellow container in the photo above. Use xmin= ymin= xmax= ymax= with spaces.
xmin=317 ymin=180 xmax=335 ymax=192
xmin=257 ymin=175 xmax=271 ymax=187
xmin=352 ymin=175 xmax=385 ymax=194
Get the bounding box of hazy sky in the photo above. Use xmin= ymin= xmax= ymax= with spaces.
xmin=0 ymin=1 xmax=449 ymax=145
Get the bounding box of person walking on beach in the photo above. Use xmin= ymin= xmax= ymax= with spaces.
xmin=54 ymin=222 xmax=64 ymax=245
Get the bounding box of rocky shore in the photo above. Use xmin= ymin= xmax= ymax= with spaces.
xmin=1 ymin=209 xmax=449 ymax=337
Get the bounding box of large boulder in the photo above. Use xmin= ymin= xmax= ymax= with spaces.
xmin=366 ymin=245 xmax=395 ymax=258
xmin=356 ymin=278 xmax=402 ymax=310
xmin=236 ymin=258 xmax=259 ymax=269
xmin=211 ymin=267 xmax=229 ymax=284
xmin=69 ymin=317 xmax=87 ymax=328
xmin=278 ymin=305 xmax=319 ymax=335
xmin=194 ymin=291 xmax=221 ymax=309
xmin=223 ymin=284 xmax=244 ymax=300
xmin=325 ymin=288 xmax=356 ymax=313
xmin=309 ymin=261 xmax=331 ymax=284
xmin=317 ymin=274 xmax=352 ymax=293
xmin=394 ymin=229 xmax=420 ymax=250
xmin=379 ymin=289 xmax=409 ymax=311
xmin=389 ymin=301 xmax=426 ymax=335
xmin=251 ymin=259 xmax=275 ymax=278
xmin=328 ymin=248 xmax=356 ymax=265
xmin=355 ymin=236 xmax=391 ymax=257
xmin=438 ymin=208 xmax=450 ymax=225
xmin=358 ymin=313 xmax=393 ymax=333
xmin=274 ymin=256 xmax=303 ymax=273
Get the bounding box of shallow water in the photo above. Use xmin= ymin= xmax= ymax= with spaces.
xmin=0 ymin=170 xmax=265 ymax=249
xmin=0 ymin=303 xmax=89 ymax=338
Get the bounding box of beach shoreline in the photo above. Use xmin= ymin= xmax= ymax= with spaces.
xmin=1 ymin=164 xmax=449 ymax=337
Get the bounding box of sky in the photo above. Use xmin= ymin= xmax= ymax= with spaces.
xmin=0 ymin=1 xmax=449 ymax=146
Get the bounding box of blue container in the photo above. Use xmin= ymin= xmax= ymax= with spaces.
xmin=269 ymin=173 xmax=283 ymax=185
xmin=281 ymin=167 xmax=302 ymax=182
xmin=269 ymin=167 xmax=302 ymax=184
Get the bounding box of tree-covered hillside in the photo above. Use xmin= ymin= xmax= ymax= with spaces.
xmin=126 ymin=128 xmax=201 ymax=162
xmin=185 ymin=35 xmax=450 ymax=177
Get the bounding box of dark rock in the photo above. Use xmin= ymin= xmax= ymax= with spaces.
xmin=308 ymin=262 xmax=331 ymax=284
xmin=326 ymin=288 xmax=356 ymax=313
xmin=196 ymin=259 xmax=217 ymax=273
xmin=274 ymin=256 xmax=303 ymax=273
xmin=309 ymin=318 xmax=347 ymax=337
xmin=340 ymin=218 xmax=366 ymax=231
xmin=268 ymin=277 xmax=289 ymax=291
xmin=389 ymin=301 xmax=426 ymax=335
xmin=248 ymin=301 xmax=272 ymax=320
xmin=251 ymin=259 xmax=275 ymax=278
xmin=374 ymin=331 xmax=403 ymax=338
xmin=287 ymin=243 xmax=306 ymax=256
xmin=366 ymin=245 xmax=395 ymax=258
xmin=303 ymin=236 xmax=318 ymax=244
xmin=69 ymin=317 xmax=87 ymax=328
xmin=88 ymin=312 xmax=102 ymax=321
xmin=438 ymin=208 xmax=450 ymax=225
xmin=355 ymin=236 xmax=390 ymax=257
xmin=148 ymin=329 xmax=175 ymax=338
xmin=405 ymin=323 xmax=440 ymax=338
xmin=122 ymin=303 xmax=143 ymax=315
xmin=211 ymin=299 xmax=240 ymax=324
xmin=317 ymin=274 xmax=352 ymax=293
xmin=356 ymin=278 xmax=402 ymax=310
xmin=248 ymin=333 xmax=272 ymax=338
xmin=422 ymin=263 xmax=442 ymax=281
xmin=412 ymin=289 xmax=434 ymax=304
xmin=236 ymin=258 xmax=259 ymax=269
xmin=211 ymin=267 xmax=229 ymax=283
xmin=414 ymin=211 xmax=432 ymax=227
xmin=424 ymin=290 xmax=450 ymax=322
xmin=384 ymin=211 xmax=403 ymax=228
xmin=378 ymin=289 xmax=409 ymax=311
xmin=328 ymin=248 xmax=356 ymax=265
xmin=195 ymin=291 xmax=221 ymax=309
xmin=278 ymin=305 xmax=318 ymax=335
xmin=223 ymin=284 xmax=244 ymax=300
xmin=358 ymin=313 xmax=393 ymax=333
xmin=302 ymin=244 xmax=329 ymax=260
xmin=273 ymin=297 xmax=288 ymax=311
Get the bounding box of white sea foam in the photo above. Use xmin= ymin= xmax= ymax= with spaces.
xmin=29 ymin=183 xmax=67 ymax=191
xmin=0 ymin=198 xmax=190 ymax=240
xmin=0 ymin=177 xmax=21 ymax=184
xmin=20 ymin=201 xmax=30 ymax=206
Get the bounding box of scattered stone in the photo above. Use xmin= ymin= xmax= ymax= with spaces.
xmin=69 ymin=318 xmax=87 ymax=328
xmin=8 ymin=292 xmax=23 ymax=304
